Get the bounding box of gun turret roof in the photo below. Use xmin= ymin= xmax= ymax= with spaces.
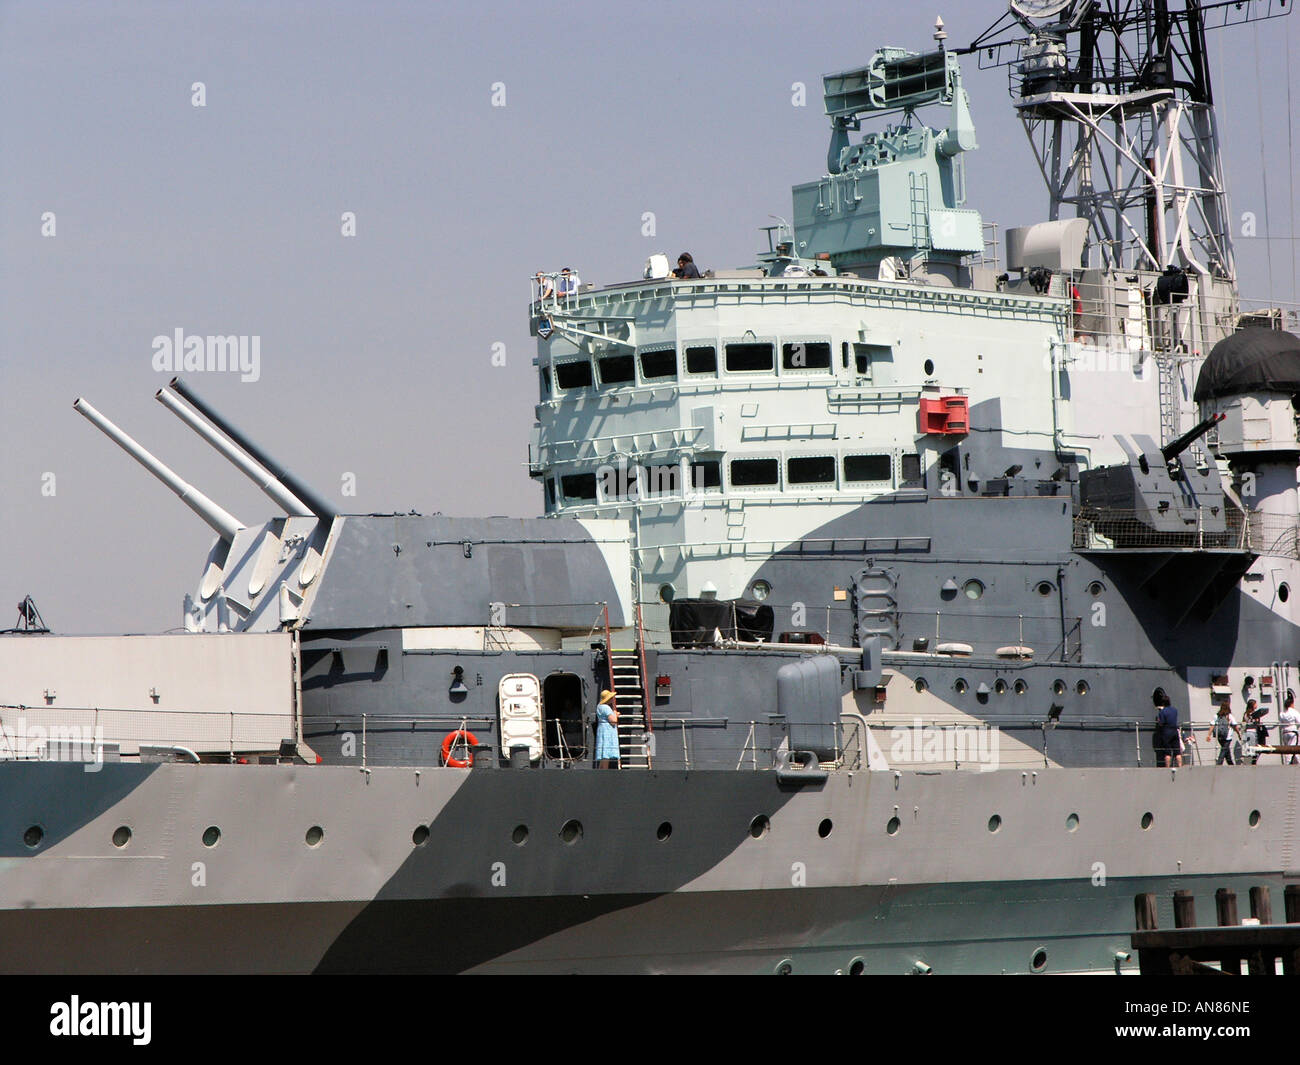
xmin=1194 ymin=329 xmax=1300 ymax=402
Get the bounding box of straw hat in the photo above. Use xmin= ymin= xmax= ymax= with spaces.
xmin=599 ymin=690 xmax=615 ymax=705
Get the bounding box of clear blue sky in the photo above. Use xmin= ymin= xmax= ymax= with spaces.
xmin=2 ymin=0 xmax=1296 ymax=633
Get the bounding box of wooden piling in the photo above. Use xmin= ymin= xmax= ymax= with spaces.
xmin=1173 ymin=889 xmax=1196 ymax=929
xmin=1135 ymin=892 xmax=1158 ymax=931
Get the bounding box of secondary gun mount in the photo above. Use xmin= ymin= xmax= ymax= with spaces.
xmin=1079 ymin=414 xmax=1230 ymax=542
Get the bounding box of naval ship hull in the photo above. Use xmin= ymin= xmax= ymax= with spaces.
xmin=2 ymin=760 xmax=1292 ymax=974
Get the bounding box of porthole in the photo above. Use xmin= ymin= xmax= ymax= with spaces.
xmin=775 ymin=959 xmax=794 ymax=975
xmin=1141 ymin=812 xmax=1154 ymax=830
xmin=112 ymin=826 xmax=131 ymax=848
xmin=1031 ymin=948 xmax=1049 ymax=973
xmin=1249 ymin=809 xmax=1261 ymax=828
xmin=412 ymin=825 xmax=430 ymax=846
xmin=1052 ymin=679 xmax=1067 ymax=696
xmin=1014 ymin=679 xmax=1028 ymax=695
xmin=657 ymin=821 xmax=672 ymax=842
xmin=512 ymin=824 xmax=529 ymax=846
xmin=848 ymin=957 xmax=866 ymax=976
xmin=658 ymin=583 xmax=676 ymax=604
xmin=1076 ymin=679 xmax=1089 ymax=696
xmin=202 ymin=826 xmax=221 ymax=848
xmin=915 ymin=677 xmax=929 ymax=693
xmin=886 ymin=817 xmax=901 ymax=835
xmin=1281 ymin=583 xmax=1291 ymax=603
xmin=954 ymin=677 xmax=968 ymax=694
xmin=749 ymin=579 xmax=772 ymax=602
xmin=749 ymin=814 xmax=771 ymax=839
xmin=23 ymin=825 xmax=43 ymax=849
xmin=560 ymin=819 xmax=583 ymax=844
xmin=994 ymin=679 xmax=1008 ymax=695
xmin=923 ymin=358 xmax=935 ymax=376
xmin=963 ymin=579 xmax=985 ymax=601
xmin=305 ymin=825 xmax=324 ymax=848
xmin=1035 ymin=581 xmax=1054 ymax=596
xmin=988 ymin=814 xmax=1002 ymax=833
xmin=1066 ymin=813 xmax=1080 ymax=832
xmin=818 ymin=818 xmax=833 ymax=839
xmin=1088 ymin=581 xmax=1105 ymax=597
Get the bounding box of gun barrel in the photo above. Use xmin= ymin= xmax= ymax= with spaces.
xmin=156 ymin=387 xmax=313 ymax=517
xmin=1160 ymin=412 xmax=1225 ymax=463
xmin=73 ymin=398 xmax=244 ymax=543
xmin=167 ymin=377 xmax=335 ymax=522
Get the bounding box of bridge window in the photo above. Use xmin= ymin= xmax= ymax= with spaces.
xmin=598 ymin=353 xmax=636 ymax=385
xmin=787 ymin=456 xmax=836 ymax=485
xmin=843 ymin=454 xmax=892 ymax=483
xmin=901 ymin=453 xmax=922 ymax=487
xmin=730 ymin=458 xmax=779 ymax=487
xmin=781 ymin=341 xmax=831 ymax=371
xmin=539 ymin=366 xmax=551 ymax=398
xmin=640 ymin=347 xmax=677 ymax=380
xmin=688 ymin=460 xmax=721 ymax=490
xmin=725 ymin=342 xmax=773 ymax=373
xmin=554 ymin=360 xmax=593 ymax=391
xmin=545 ymin=478 xmax=557 ymax=506
xmin=685 ymin=345 xmax=717 ymax=374
xmin=560 ymin=473 xmax=597 ymax=502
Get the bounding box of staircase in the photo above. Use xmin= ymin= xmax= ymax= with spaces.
xmin=602 ymin=603 xmax=652 ymax=769
xmin=609 ymin=649 xmax=651 ymax=769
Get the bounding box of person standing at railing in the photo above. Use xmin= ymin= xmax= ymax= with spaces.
xmin=1279 ymin=691 xmax=1300 ymax=765
xmin=1245 ymin=698 xmax=1269 ymax=764
xmin=556 ymin=266 xmax=581 ymax=300
xmin=534 ymin=270 xmax=554 ymax=301
xmin=595 ymin=689 xmax=620 ymax=769
xmin=1152 ymin=688 xmax=1182 ymax=768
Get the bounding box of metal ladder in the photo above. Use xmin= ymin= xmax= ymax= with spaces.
xmin=602 ymin=603 xmax=652 ymax=769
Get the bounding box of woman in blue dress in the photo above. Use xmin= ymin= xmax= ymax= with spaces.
xmin=595 ymin=689 xmax=620 ymax=769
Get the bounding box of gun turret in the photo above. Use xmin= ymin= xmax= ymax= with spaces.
xmin=167 ymin=377 xmax=335 ymax=522
xmin=73 ymin=398 xmax=244 ymax=543
xmin=155 ymin=386 xmax=315 ymax=518
xmin=1160 ymin=412 xmax=1225 ymax=466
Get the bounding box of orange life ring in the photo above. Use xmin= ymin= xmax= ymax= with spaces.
xmin=441 ymin=729 xmax=478 ymax=768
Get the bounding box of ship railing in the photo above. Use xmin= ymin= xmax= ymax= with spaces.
xmin=637 ymin=603 xmax=1084 ymax=663
xmin=530 ymin=270 xmax=582 ymax=313
xmin=1070 ymin=505 xmax=1291 ymax=554
xmin=0 ymin=703 xmax=292 ymax=763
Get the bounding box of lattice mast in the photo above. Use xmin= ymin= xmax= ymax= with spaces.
xmin=964 ymin=0 xmax=1291 ymax=284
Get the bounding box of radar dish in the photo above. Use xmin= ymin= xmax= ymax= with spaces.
xmin=1009 ymin=0 xmax=1073 ymax=21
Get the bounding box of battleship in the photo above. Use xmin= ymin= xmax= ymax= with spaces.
xmin=3 ymin=0 xmax=1300 ymax=975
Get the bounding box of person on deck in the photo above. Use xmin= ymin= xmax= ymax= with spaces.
xmin=1152 ymin=688 xmax=1181 ymax=768
xmin=595 ymin=689 xmax=620 ymax=769
xmin=1207 ymin=701 xmax=1242 ymax=766
xmin=1280 ymin=691 xmax=1300 ymax=765
xmin=672 ymin=253 xmax=701 ymax=279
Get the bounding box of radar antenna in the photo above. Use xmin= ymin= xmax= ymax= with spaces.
xmin=4 ymin=595 xmax=50 ymax=634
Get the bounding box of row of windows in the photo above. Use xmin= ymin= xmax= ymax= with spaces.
xmin=541 ymin=339 xmax=894 ymax=396
xmin=546 ymin=453 xmax=917 ymax=505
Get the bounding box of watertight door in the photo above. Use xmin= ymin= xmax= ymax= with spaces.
xmin=498 ymin=673 xmax=543 ymax=761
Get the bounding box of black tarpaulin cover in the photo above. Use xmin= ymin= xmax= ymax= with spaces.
xmin=1193 ymin=329 xmax=1300 ymax=401
xmin=668 ymin=598 xmax=775 ymax=648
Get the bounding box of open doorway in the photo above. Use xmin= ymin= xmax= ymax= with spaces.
xmin=543 ymin=673 xmax=587 ymax=762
